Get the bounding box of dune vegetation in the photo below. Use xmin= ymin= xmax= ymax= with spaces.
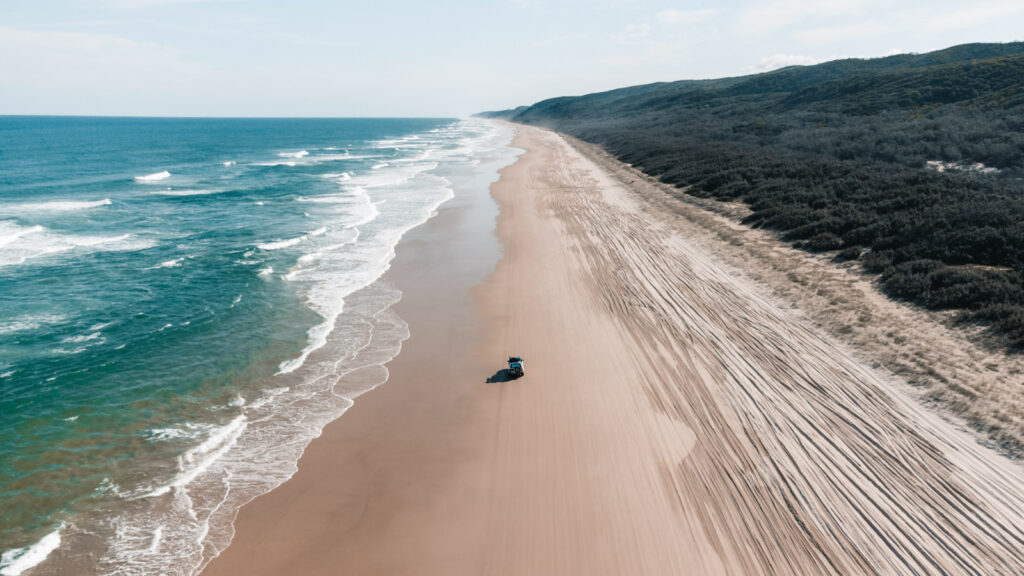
xmin=482 ymin=42 xmax=1024 ymax=349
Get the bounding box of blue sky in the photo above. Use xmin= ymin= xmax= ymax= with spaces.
xmin=1 ymin=0 xmax=1022 ymax=117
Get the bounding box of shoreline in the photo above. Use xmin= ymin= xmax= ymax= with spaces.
xmin=203 ymin=124 xmax=1024 ymax=575
xmin=1 ymin=120 xmax=513 ymax=576
xmin=205 ymin=123 xmax=718 ymax=576
xmin=200 ymin=127 xmax=516 ymax=575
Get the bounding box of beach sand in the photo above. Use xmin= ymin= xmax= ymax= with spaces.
xmin=203 ymin=125 xmax=1024 ymax=575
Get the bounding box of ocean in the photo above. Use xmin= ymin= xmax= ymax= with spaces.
xmin=0 ymin=117 xmax=516 ymax=575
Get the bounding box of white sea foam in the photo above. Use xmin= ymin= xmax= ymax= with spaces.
xmin=0 ymin=222 xmax=43 ymax=247
xmin=64 ymin=415 xmax=79 ymax=422
xmin=74 ymin=233 xmax=132 ymax=247
xmin=257 ymin=236 xmax=306 ymax=251
xmin=0 ymin=523 xmax=63 ymax=576
xmin=146 ymin=527 xmax=163 ymax=554
xmin=251 ymin=161 xmax=297 ymax=167
xmin=0 ymin=313 xmax=66 ymax=335
xmin=269 ymin=134 xmax=471 ymax=377
xmin=2 ymin=198 xmax=111 ymax=214
xmin=275 ymin=176 xmax=455 ymax=375
xmin=145 ymin=415 xmax=247 ymax=498
xmin=278 ymin=150 xmax=309 ymax=159
xmin=148 ymin=258 xmax=184 ymax=269
xmin=80 ymin=119 xmax=520 ymax=576
xmin=61 ymin=331 xmax=102 ymax=344
xmin=95 ymin=477 xmax=132 ymax=499
xmin=373 ymin=135 xmax=424 ymax=149
xmin=258 ymin=266 xmax=274 ymax=278
xmin=296 ymin=237 xmax=359 ymax=267
xmin=147 ymin=422 xmax=215 ymax=442
xmin=258 ymin=226 xmax=330 ymax=251
xmin=134 ymin=171 xmax=171 ymax=182
xmin=350 ymin=162 xmax=438 ymax=190
xmin=348 ymin=195 xmax=381 ymax=228
xmin=150 ymin=189 xmax=221 ymax=197
xmin=53 ymin=328 xmax=106 ymax=354
xmin=222 ymin=161 xmax=236 ymax=167
xmin=147 ymin=429 xmax=189 ymax=442
xmin=0 ymin=221 xmax=153 ymax=268
xmin=255 ymin=152 xmax=375 ymax=168
xmin=248 ymin=386 xmax=288 ymax=410
xmin=284 ymin=234 xmax=360 ymax=281
xmin=295 ymin=193 xmax=349 ymax=204
xmin=52 ymin=346 xmax=90 ymax=355
xmin=310 ymin=153 xmax=378 ymax=163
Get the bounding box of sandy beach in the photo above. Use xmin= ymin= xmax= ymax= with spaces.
xmin=203 ymin=124 xmax=1024 ymax=575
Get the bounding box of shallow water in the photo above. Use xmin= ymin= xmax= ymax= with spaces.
xmin=0 ymin=116 xmax=516 ymax=575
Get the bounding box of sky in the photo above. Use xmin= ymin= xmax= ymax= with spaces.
xmin=1 ymin=0 xmax=1022 ymax=117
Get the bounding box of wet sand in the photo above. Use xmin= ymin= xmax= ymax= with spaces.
xmin=204 ymin=125 xmax=1024 ymax=575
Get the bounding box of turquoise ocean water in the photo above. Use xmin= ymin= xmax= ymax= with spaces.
xmin=0 ymin=117 xmax=515 ymax=575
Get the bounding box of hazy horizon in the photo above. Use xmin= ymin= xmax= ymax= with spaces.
xmin=2 ymin=0 xmax=1023 ymax=117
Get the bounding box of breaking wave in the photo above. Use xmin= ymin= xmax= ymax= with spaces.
xmin=134 ymin=171 xmax=171 ymax=183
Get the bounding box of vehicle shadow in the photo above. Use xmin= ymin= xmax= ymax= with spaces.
xmin=486 ymin=369 xmax=512 ymax=383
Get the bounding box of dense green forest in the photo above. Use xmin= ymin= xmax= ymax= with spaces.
xmin=480 ymin=43 xmax=1024 ymax=349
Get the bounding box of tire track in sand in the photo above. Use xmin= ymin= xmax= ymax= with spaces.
xmin=525 ymin=125 xmax=1024 ymax=575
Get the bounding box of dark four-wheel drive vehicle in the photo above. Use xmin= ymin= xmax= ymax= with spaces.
xmin=507 ymin=356 xmax=524 ymax=379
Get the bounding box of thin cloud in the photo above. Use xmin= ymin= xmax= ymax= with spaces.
xmin=656 ymin=8 xmax=718 ymax=25
xmin=535 ymin=32 xmax=591 ymax=47
xmin=792 ymin=1 xmax=1024 ymax=47
xmin=744 ymin=53 xmax=820 ymax=73
xmin=0 ymin=26 xmax=163 ymax=53
xmin=734 ymin=0 xmax=884 ymax=35
xmin=0 ymin=26 xmax=215 ymax=113
xmin=923 ymin=1 xmax=1024 ymax=31
xmin=613 ymin=23 xmax=652 ymax=44
xmin=100 ymin=0 xmax=241 ymax=9
xmin=793 ymin=21 xmax=894 ymax=46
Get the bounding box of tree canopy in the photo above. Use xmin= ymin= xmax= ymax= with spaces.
xmin=479 ymin=43 xmax=1024 ymax=348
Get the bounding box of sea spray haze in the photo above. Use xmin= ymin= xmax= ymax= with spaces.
xmin=0 ymin=117 xmax=517 ymax=575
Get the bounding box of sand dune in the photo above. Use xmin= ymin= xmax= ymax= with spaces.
xmin=204 ymin=124 xmax=1024 ymax=576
